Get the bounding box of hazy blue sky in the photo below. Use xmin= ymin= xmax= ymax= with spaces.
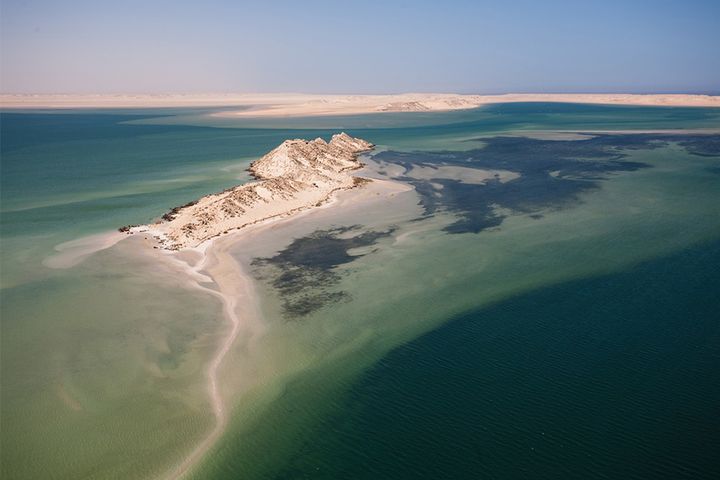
xmin=1 ymin=0 xmax=718 ymax=94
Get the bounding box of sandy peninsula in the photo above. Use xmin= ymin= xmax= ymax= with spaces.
xmin=124 ymin=132 xmax=375 ymax=250
xmin=126 ymin=133 xmax=411 ymax=479
xmin=2 ymin=92 xmax=718 ymax=115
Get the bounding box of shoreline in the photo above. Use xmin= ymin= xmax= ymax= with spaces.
xmin=159 ymin=231 xmax=262 ymax=480
xmin=156 ymin=175 xmax=413 ymax=479
xmin=2 ymin=92 xmax=718 ymax=113
xmin=39 ymin=146 xmax=407 ymax=479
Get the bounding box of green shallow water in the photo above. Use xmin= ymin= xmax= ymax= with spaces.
xmin=1 ymin=103 xmax=720 ymax=479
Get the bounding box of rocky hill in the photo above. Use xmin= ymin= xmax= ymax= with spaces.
xmin=126 ymin=133 xmax=374 ymax=250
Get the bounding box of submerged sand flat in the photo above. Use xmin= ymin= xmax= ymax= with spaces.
xmin=109 ymin=135 xmax=395 ymax=478
xmin=159 ymin=172 xmax=415 ymax=480
xmin=2 ymin=92 xmax=718 ymax=113
xmin=25 ymin=131 xmax=411 ymax=479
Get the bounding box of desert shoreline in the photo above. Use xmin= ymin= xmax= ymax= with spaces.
xmin=40 ymin=173 xmax=412 ymax=480
xmin=155 ymin=172 xmax=412 ymax=479
xmin=1 ymin=92 xmax=718 ymax=114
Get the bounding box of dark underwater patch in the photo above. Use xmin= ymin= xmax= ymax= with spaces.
xmin=252 ymin=226 xmax=394 ymax=318
xmin=374 ymin=134 xmax=720 ymax=234
xmin=671 ymin=135 xmax=720 ymax=157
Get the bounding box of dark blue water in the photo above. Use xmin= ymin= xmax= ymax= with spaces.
xmin=274 ymin=241 xmax=720 ymax=479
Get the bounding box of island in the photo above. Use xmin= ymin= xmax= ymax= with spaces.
xmin=122 ymin=133 xmax=374 ymax=249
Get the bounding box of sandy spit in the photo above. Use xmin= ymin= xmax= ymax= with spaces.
xmin=157 ymin=176 xmax=411 ymax=479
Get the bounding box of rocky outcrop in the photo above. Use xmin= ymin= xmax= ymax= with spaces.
xmin=132 ymin=133 xmax=374 ymax=250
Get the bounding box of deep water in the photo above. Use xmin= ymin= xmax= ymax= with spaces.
xmin=273 ymin=240 xmax=720 ymax=480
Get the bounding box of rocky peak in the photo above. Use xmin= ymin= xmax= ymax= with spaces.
xmin=139 ymin=133 xmax=376 ymax=249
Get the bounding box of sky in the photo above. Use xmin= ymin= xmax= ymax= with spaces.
xmin=1 ymin=0 xmax=719 ymax=94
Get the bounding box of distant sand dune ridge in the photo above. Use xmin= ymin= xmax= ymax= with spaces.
xmin=2 ymin=92 xmax=718 ymax=113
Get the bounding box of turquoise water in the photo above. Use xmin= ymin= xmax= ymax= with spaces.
xmin=1 ymin=103 xmax=720 ymax=479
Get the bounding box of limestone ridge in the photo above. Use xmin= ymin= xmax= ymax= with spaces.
xmin=127 ymin=133 xmax=374 ymax=250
